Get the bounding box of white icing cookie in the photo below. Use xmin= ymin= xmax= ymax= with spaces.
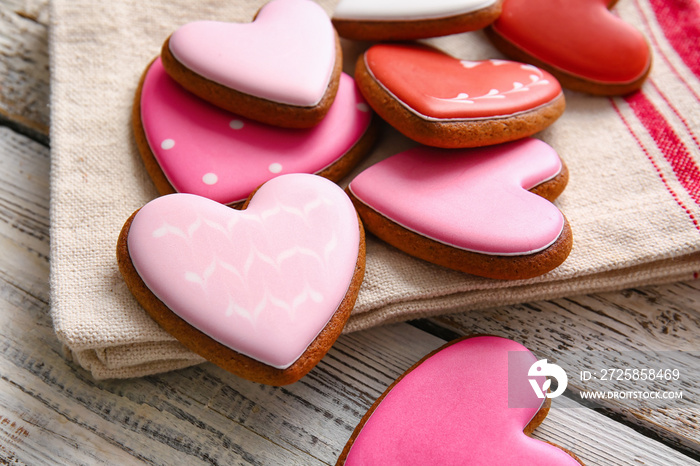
xmin=332 ymin=0 xmax=502 ymax=40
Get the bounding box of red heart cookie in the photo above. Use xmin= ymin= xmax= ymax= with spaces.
xmin=487 ymin=0 xmax=651 ymax=95
xmin=347 ymin=138 xmax=572 ymax=279
xmin=337 ymin=336 xmax=583 ymax=465
xmin=355 ymin=43 xmax=565 ymax=148
xmin=161 ymin=0 xmax=342 ymax=128
xmin=133 ymin=57 xmax=376 ymax=207
xmin=117 ymin=174 xmax=365 ymax=385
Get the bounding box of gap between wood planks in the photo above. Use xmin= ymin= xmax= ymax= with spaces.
xmin=0 ymin=1 xmax=50 ymax=144
xmin=0 ymin=115 xmax=49 ymax=148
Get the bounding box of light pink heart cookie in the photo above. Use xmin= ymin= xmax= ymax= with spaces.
xmin=133 ymin=57 xmax=376 ymax=207
xmin=161 ymin=0 xmax=342 ymax=128
xmin=117 ymin=174 xmax=365 ymax=385
xmin=347 ymin=138 xmax=572 ymax=279
xmin=337 ymin=336 xmax=583 ymax=464
xmin=355 ymin=43 xmax=565 ymax=148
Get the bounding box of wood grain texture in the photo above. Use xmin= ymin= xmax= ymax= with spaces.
xmin=1 ymin=217 xmax=697 ymax=466
xmin=427 ymin=281 xmax=700 ymax=456
xmin=0 ymin=0 xmax=50 ymax=140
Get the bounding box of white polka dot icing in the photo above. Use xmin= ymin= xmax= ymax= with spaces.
xmin=161 ymin=139 xmax=175 ymax=150
xmin=138 ymin=58 xmax=373 ymax=205
xmin=202 ymin=173 xmax=218 ymax=185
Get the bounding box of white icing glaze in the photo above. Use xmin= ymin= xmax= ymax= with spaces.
xmin=333 ymin=0 xmax=498 ymax=20
xmin=127 ymin=174 xmax=361 ymax=369
xmin=348 ymin=139 xmax=564 ymax=256
xmin=169 ymin=0 xmax=336 ymax=106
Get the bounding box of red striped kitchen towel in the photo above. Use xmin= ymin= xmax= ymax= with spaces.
xmin=49 ymin=0 xmax=700 ymax=378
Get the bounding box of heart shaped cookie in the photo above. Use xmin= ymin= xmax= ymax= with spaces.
xmin=347 ymin=138 xmax=572 ymax=279
xmin=332 ymin=0 xmax=503 ymax=41
xmin=161 ymin=0 xmax=342 ymax=128
xmin=486 ymin=0 xmax=651 ymax=95
xmin=337 ymin=336 xmax=583 ymax=465
xmin=355 ymin=43 xmax=565 ymax=148
xmin=117 ymin=174 xmax=365 ymax=385
xmin=133 ymin=57 xmax=376 ymax=207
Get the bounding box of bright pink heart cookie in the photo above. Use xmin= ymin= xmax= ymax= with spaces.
xmin=487 ymin=0 xmax=651 ymax=95
xmin=161 ymin=0 xmax=342 ymax=128
xmin=355 ymin=43 xmax=565 ymax=148
xmin=133 ymin=57 xmax=376 ymax=207
xmin=117 ymin=174 xmax=365 ymax=385
xmin=347 ymin=138 xmax=572 ymax=279
xmin=337 ymin=336 xmax=583 ymax=465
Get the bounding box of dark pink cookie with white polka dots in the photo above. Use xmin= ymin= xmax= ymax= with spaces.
xmin=133 ymin=57 xmax=376 ymax=207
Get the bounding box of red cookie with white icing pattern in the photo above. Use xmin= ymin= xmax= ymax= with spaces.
xmin=161 ymin=0 xmax=342 ymax=128
xmin=486 ymin=0 xmax=651 ymax=95
xmin=347 ymin=138 xmax=572 ymax=280
xmin=117 ymin=174 xmax=365 ymax=385
xmin=133 ymin=57 xmax=376 ymax=207
xmin=337 ymin=336 xmax=584 ymax=465
xmin=355 ymin=43 xmax=565 ymax=148
xmin=332 ymin=0 xmax=503 ymax=41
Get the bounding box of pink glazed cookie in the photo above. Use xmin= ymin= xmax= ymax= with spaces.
xmin=347 ymin=138 xmax=572 ymax=279
xmin=355 ymin=43 xmax=565 ymax=148
xmin=337 ymin=336 xmax=584 ymax=465
xmin=487 ymin=0 xmax=651 ymax=95
xmin=161 ymin=0 xmax=342 ymax=128
xmin=332 ymin=0 xmax=503 ymax=41
xmin=133 ymin=57 xmax=376 ymax=207
xmin=117 ymin=174 xmax=366 ymax=385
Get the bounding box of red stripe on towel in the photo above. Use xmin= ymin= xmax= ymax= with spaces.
xmin=624 ymin=91 xmax=700 ymax=205
xmin=611 ymin=97 xmax=700 ymax=231
xmin=649 ymin=0 xmax=700 ymax=79
xmin=632 ymin=0 xmax=700 ymax=102
xmin=649 ymin=80 xmax=700 ymax=152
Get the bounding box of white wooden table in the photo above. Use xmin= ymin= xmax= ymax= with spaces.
xmin=1 ymin=1 xmax=698 ymax=464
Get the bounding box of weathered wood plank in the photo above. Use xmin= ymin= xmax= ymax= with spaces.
xmin=0 ymin=263 xmax=325 ymax=465
xmin=0 ymin=0 xmax=50 ymax=140
xmin=0 ymin=126 xmax=50 ymax=293
xmin=427 ymin=280 xmax=700 ymax=455
xmin=0 ymin=379 xmax=140 ymax=465
xmin=533 ymin=395 xmax=698 ymax=466
xmin=183 ymin=328 xmax=700 ymax=466
xmin=3 ymin=270 xmax=697 ymax=466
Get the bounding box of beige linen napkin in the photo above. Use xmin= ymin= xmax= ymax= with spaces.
xmin=49 ymin=0 xmax=700 ymax=378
